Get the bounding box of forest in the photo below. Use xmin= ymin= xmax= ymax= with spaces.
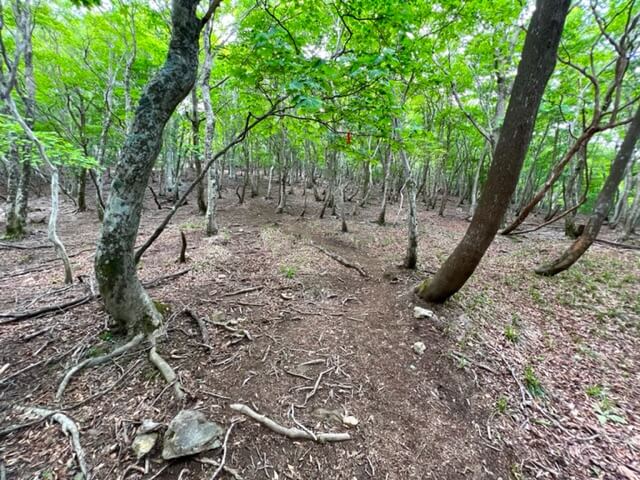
xmin=0 ymin=0 xmax=639 ymax=478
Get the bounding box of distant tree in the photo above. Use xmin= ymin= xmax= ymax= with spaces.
xmin=536 ymin=105 xmax=640 ymax=276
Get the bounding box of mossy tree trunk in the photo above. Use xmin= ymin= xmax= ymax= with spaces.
xmin=95 ymin=0 xmax=206 ymax=333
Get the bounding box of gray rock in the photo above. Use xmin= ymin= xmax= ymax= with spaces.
xmin=162 ymin=410 xmax=223 ymax=460
xmin=132 ymin=432 xmax=158 ymax=459
xmin=28 ymin=211 xmax=47 ymax=224
xmin=139 ymin=419 xmax=162 ymax=434
xmin=413 ymin=341 xmax=426 ymax=355
xmin=414 ymin=306 xmax=436 ymax=320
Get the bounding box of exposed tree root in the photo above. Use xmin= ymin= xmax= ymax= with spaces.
xmin=230 ymin=403 xmax=351 ymax=443
xmin=148 ymin=332 xmax=185 ymax=400
xmin=56 ymin=333 xmax=145 ymax=402
xmin=21 ymin=406 xmax=90 ymax=479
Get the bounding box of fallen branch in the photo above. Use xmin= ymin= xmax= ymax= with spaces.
xmin=21 ymin=406 xmax=90 ymax=479
xmin=594 ymin=238 xmax=640 ymax=250
xmin=222 ymin=286 xmax=263 ymax=297
xmin=313 ymin=245 xmax=367 ymax=277
xmin=0 ymin=270 xmax=190 ymax=324
xmin=230 ymin=403 xmax=351 ymax=443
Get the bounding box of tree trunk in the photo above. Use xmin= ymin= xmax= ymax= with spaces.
xmin=416 ymin=0 xmax=570 ymax=303
xmin=377 ymin=147 xmax=390 ymax=225
xmin=563 ymin=143 xmax=586 ymax=238
xmin=394 ymin=117 xmax=418 ymax=269
xmin=190 ymin=87 xmax=207 ymax=214
xmin=536 ymin=105 xmax=640 ymax=275
xmin=76 ymin=168 xmax=87 ymax=212
xmin=95 ymin=1 xmax=203 ymax=333
xmin=202 ymin=18 xmax=219 ymax=236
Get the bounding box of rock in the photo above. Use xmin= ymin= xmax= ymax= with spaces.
xmin=414 ymin=306 xmax=436 ymax=320
xmin=342 ymin=415 xmax=359 ymax=427
xmin=139 ymin=419 xmax=162 ymax=434
xmin=28 ymin=211 xmax=47 ymax=224
xmin=412 ymin=341 xmax=426 ymax=355
xmin=132 ymin=432 xmax=158 ymax=459
xmin=162 ymin=410 xmax=223 ymax=460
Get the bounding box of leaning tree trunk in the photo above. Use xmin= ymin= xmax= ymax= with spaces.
xmin=536 ymin=105 xmax=640 ymax=276
xmin=95 ymin=1 xmax=204 ymax=333
xmin=416 ymin=0 xmax=570 ymax=303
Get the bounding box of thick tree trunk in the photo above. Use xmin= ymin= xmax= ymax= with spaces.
xmin=536 ymin=105 xmax=640 ymax=275
xmin=95 ymin=1 xmax=203 ymax=332
xmin=416 ymin=0 xmax=570 ymax=303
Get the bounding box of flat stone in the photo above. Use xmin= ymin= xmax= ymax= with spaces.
xmin=413 ymin=341 xmax=426 ymax=355
xmin=132 ymin=432 xmax=158 ymax=459
xmin=162 ymin=410 xmax=223 ymax=460
xmin=414 ymin=306 xmax=436 ymax=320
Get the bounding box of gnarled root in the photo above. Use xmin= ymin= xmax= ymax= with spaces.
xmin=148 ymin=331 xmax=185 ymax=400
xmin=20 ymin=406 xmax=90 ymax=479
xmin=56 ymin=333 xmax=145 ymax=402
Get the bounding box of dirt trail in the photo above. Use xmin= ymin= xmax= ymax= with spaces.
xmin=1 ymin=188 xmax=512 ymax=479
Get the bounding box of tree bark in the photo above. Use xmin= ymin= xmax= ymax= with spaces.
xmin=95 ymin=0 xmax=205 ymax=332
xmin=536 ymin=105 xmax=640 ymax=275
xmin=202 ymin=18 xmax=219 ymax=236
xmin=416 ymin=0 xmax=570 ymax=303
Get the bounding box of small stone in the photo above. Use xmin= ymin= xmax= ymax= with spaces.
xmin=342 ymin=415 xmax=359 ymax=427
xmin=132 ymin=432 xmax=158 ymax=459
xmin=413 ymin=341 xmax=426 ymax=355
xmin=414 ymin=307 xmax=436 ymax=320
xmin=162 ymin=410 xmax=223 ymax=460
xmin=139 ymin=419 xmax=162 ymax=434
xmin=409 ymin=364 xmax=417 ymax=370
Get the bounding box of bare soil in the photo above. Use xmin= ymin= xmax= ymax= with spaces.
xmin=1 ymin=181 xmax=638 ymax=480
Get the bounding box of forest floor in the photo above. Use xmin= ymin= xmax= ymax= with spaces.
xmin=1 ymin=180 xmax=639 ymax=480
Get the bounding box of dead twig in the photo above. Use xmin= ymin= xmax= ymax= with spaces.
xmin=230 ymin=403 xmax=351 ymax=442
xmin=210 ymin=422 xmax=237 ymax=480
xmin=223 ymin=286 xmax=263 ymax=297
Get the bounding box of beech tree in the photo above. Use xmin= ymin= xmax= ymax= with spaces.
xmin=415 ymin=0 xmax=571 ymax=303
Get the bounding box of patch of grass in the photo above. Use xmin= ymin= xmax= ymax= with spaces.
xmin=585 ymin=384 xmax=604 ymax=398
xmin=495 ymin=396 xmax=508 ymax=414
xmin=523 ymin=365 xmax=544 ymax=397
xmin=504 ymin=324 xmax=519 ymax=343
xmin=504 ymin=314 xmax=521 ymax=343
xmin=180 ymin=219 xmax=204 ymax=232
xmin=98 ymin=330 xmax=114 ymax=342
xmin=280 ymin=265 xmax=297 ymax=279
